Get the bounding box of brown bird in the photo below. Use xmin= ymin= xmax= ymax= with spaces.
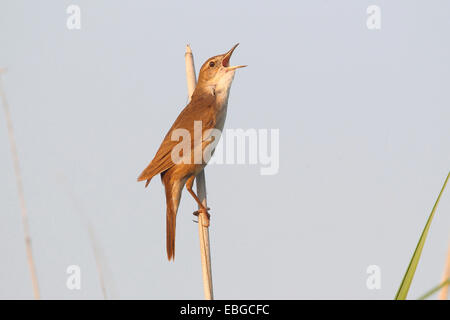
xmin=137 ymin=44 xmax=246 ymax=260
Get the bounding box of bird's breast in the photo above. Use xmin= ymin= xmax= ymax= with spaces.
xmin=214 ymin=102 xmax=228 ymax=133
xmin=213 ymin=87 xmax=232 ymax=132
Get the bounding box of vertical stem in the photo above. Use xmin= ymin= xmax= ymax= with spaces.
xmin=87 ymin=224 xmax=108 ymax=299
xmin=185 ymin=45 xmax=197 ymax=103
xmin=184 ymin=45 xmax=214 ymax=300
xmin=0 ymin=70 xmax=40 ymax=299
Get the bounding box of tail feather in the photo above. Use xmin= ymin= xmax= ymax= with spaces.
xmin=163 ymin=175 xmax=183 ymax=261
xmin=166 ymin=204 xmax=176 ymax=261
xmin=137 ymin=168 xmax=154 ymax=188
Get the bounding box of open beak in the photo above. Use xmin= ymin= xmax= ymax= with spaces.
xmin=222 ymin=43 xmax=247 ymax=70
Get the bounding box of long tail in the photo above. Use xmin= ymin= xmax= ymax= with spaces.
xmin=163 ymin=175 xmax=183 ymax=261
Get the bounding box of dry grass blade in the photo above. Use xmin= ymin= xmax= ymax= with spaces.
xmin=0 ymin=70 xmax=40 ymax=299
xmin=438 ymin=242 xmax=450 ymax=300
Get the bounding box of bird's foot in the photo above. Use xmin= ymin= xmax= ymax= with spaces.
xmin=192 ymin=207 xmax=210 ymax=217
xmin=192 ymin=207 xmax=211 ymax=227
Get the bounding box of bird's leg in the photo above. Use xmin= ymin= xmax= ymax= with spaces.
xmin=186 ymin=175 xmax=210 ymax=226
xmin=186 ymin=176 xmax=210 ymax=212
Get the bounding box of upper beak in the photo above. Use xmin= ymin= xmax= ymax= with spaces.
xmin=222 ymin=43 xmax=247 ymax=70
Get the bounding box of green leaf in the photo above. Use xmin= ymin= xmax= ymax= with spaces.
xmin=417 ymin=278 xmax=450 ymax=300
xmin=395 ymin=172 xmax=450 ymax=300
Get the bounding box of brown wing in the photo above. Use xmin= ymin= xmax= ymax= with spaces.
xmin=137 ymin=92 xmax=216 ymax=186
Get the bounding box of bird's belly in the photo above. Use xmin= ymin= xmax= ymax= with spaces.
xmin=214 ymin=111 xmax=227 ymax=133
xmin=171 ymin=98 xmax=229 ymax=179
xmin=168 ymin=161 xmax=206 ymax=182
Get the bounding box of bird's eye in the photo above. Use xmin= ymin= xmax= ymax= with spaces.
xmin=209 ymin=61 xmax=215 ymax=68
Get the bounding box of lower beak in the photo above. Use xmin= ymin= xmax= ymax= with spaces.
xmin=222 ymin=43 xmax=247 ymax=70
xmin=227 ymin=65 xmax=247 ymax=70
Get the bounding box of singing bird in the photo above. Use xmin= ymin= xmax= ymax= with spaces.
xmin=137 ymin=44 xmax=246 ymax=260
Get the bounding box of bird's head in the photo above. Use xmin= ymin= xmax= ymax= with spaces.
xmin=196 ymin=44 xmax=246 ymax=94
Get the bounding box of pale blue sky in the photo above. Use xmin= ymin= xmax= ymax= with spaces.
xmin=0 ymin=0 xmax=449 ymax=299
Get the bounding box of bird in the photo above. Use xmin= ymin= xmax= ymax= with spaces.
xmin=137 ymin=44 xmax=246 ymax=260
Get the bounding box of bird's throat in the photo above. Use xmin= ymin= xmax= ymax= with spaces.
xmin=214 ymin=69 xmax=236 ymax=107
